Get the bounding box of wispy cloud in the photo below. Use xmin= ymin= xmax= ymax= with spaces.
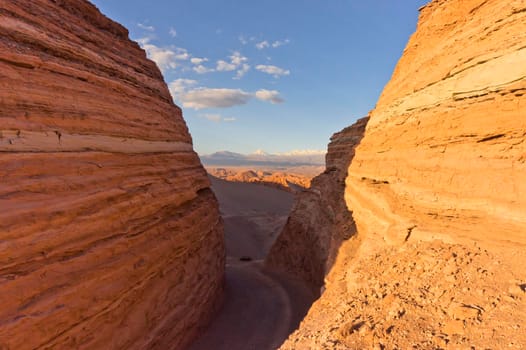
xmin=256 ymin=40 xmax=270 ymax=50
xmin=198 ymin=114 xmax=237 ymax=123
xmin=138 ymin=37 xmax=189 ymax=73
xmin=182 ymin=88 xmax=252 ymax=109
xmin=234 ymin=64 xmax=250 ymax=80
xmin=193 ymin=65 xmax=214 ymax=74
xmin=255 ymin=39 xmax=290 ymax=49
xmin=216 ymin=60 xmax=237 ymax=71
xmin=255 ymin=89 xmax=284 ymax=104
xmin=255 ymin=64 xmax=290 ymax=78
xmin=169 ymin=27 xmax=177 ymax=37
xmin=230 ymin=51 xmax=248 ymax=66
xmin=170 ymin=84 xmax=285 ymax=110
xmin=137 ymin=23 xmax=155 ymax=32
xmin=191 ymin=57 xmax=208 ymax=65
xmin=168 ymin=79 xmax=197 ymax=100
xmin=272 ymin=39 xmax=290 ymax=48
xmin=190 ymin=57 xmax=214 ymax=74
xmin=216 ymin=51 xmax=250 ymax=79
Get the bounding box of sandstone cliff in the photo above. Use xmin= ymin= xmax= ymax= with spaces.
xmin=266 ymin=117 xmax=368 ymax=289
xmin=279 ymin=0 xmax=526 ymax=348
xmin=0 ymin=1 xmax=224 ymax=349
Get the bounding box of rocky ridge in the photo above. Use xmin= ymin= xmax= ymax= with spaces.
xmin=0 ymin=1 xmax=223 ymax=349
xmin=277 ymin=0 xmax=526 ymax=348
xmin=207 ymin=167 xmax=313 ymax=192
xmin=266 ymin=117 xmax=368 ymax=289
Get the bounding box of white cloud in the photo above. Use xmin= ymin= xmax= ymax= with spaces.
xmin=138 ymin=38 xmax=190 ymax=73
xmin=234 ymin=64 xmax=250 ymax=80
xmin=216 ymin=60 xmax=237 ymax=71
xmin=191 ymin=57 xmax=208 ymax=65
xmin=272 ymin=39 xmax=290 ymax=48
xmin=255 ymin=89 xmax=285 ymax=104
xmin=169 ymin=81 xmax=284 ymax=110
xmin=230 ymin=51 xmax=248 ymax=66
xmin=255 ymin=64 xmax=290 ymax=78
xmin=169 ymin=27 xmax=177 ymax=37
xmin=199 ymin=113 xmax=222 ymax=122
xmin=193 ymin=65 xmax=214 ymax=74
xmin=198 ymin=114 xmax=237 ymax=123
xmin=168 ymin=79 xmax=197 ymax=100
xmin=138 ymin=23 xmax=155 ymax=32
xmin=181 ymin=88 xmax=252 ymax=109
xmin=216 ymin=52 xmax=250 ymax=79
xmin=256 ymin=40 xmax=270 ymax=50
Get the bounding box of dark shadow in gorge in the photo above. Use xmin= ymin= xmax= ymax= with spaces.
xmin=188 ymin=176 xmax=316 ymax=350
xmin=264 ymin=116 xmax=370 ymax=296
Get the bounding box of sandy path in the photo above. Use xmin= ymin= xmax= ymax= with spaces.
xmin=187 ymin=177 xmax=315 ymax=350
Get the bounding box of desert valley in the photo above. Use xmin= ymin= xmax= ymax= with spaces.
xmin=0 ymin=0 xmax=525 ymax=349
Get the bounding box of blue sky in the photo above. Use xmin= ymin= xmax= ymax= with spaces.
xmin=91 ymin=0 xmax=428 ymax=155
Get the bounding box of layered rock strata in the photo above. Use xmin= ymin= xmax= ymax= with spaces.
xmin=279 ymin=0 xmax=526 ymax=348
xmin=0 ymin=1 xmax=224 ymax=349
xmin=266 ymin=117 xmax=368 ymax=289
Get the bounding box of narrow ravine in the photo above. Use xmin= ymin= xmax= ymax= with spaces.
xmin=188 ymin=177 xmax=316 ymax=350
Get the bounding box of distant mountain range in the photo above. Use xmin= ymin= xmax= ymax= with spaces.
xmin=200 ymin=150 xmax=326 ymax=166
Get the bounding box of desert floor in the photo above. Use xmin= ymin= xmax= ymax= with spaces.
xmin=188 ymin=176 xmax=316 ymax=350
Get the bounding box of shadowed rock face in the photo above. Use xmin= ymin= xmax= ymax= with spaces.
xmin=0 ymin=1 xmax=224 ymax=349
xmin=277 ymin=0 xmax=526 ymax=348
xmin=266 ymin=117 xmax=368 ymax=290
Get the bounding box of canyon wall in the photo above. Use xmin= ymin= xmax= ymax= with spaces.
xmin=266 ymin=117 xmax=368 ymax=289
xmin=279 ymin=0 xmax=526 ymax=348
xmin=0 ymin=1 xmax=224 ymax=349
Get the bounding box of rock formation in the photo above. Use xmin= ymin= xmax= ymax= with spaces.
xmin=207 ymin=167 xmax=313 ymax=192
xmin=0 ymin=1 xmax=224 ymax=349
xmin=266 ymin=117 xmax=368 ymax=289
xmin=277 ymin=0 xmax=526 ymax=348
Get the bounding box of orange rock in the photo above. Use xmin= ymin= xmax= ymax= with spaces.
xmin=0 ymin=1 xmax=224 ymax=349
xmin=266 ymin=117 xmax=368 ymax=289
xmin=277 ymin=0 xmax=526 ymax=348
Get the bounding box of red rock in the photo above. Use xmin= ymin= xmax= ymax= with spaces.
xmin=0 ymin=1 xmax=224 ymax=349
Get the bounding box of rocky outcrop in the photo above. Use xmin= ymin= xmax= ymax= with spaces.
xmin=0 ymin=1 xmax=224 ymax=349
xmin=207 ymin=167 xmax=313 ymax=192
xmin=346 ymin=0 xmax=526 ymax=251
xmin=266 ymin=117 xmax=368 ymax=289
xmin=279 ymin=0 xmax=526 ymax=348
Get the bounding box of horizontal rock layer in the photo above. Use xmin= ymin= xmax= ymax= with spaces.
xmin=0 ymin=1 xmax=224 ymax=349
xmin=280 ymin=0 xmax=526 ymax=348
xmin=347 ymin=0 xmax=526 ymax=250
xmin=266 ymin=117 xmax=368 ymax=289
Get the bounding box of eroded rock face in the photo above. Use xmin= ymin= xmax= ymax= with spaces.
xmin=0 ymin=1 xmax=224 ymax=349
xmin=346 ymin=0 xmax=526 ymax=250
xmin=279 ymin=0 xmax=526 ymax=348
xmin=266 ymin=117 xmax=368 ymax=289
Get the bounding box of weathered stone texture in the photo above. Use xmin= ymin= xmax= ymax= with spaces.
xmin=0 ymin=1 xmax=224 ymax=349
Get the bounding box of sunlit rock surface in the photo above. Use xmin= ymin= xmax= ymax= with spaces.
xmin=279 ymin=0 xmax=526 ymax=348
xmin=0 ymin=1 xmax=224 ymax=349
